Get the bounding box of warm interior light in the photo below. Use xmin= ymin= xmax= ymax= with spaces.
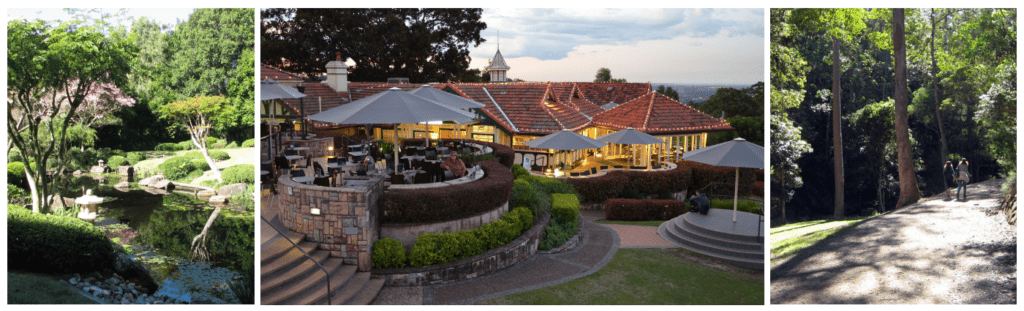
xmin=311 ymin=208 xmax=321 ymax=215
xmin=328 ymin=146 xmax=334 ymax=151
xmin=430 ymin=132 xmax=439 ymax=140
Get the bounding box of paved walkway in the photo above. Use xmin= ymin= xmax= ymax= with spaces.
xmin=771 ymin=178 xmax=1016 ymax=304
xmin=373 ymin=209 xmax=621 ymax=305
xmin=601 ymin=223 xmax=678 ymax=248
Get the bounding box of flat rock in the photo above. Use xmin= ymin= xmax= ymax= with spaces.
xmin=217 ymin=183 xmax=248 ymax=196
xmin=139 ymin=175 xmax=164 ymax=187
xmin=209 ymin=195 xmax=229 ymax=205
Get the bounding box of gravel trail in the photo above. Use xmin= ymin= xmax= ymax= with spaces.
xmin=770 ymin=178 xmax=1016 ymax=304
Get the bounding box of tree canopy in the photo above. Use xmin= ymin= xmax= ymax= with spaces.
xmin=261 ymin=8 xmax=487 ymax=83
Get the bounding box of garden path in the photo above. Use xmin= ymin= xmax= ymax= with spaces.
xmin=770 ymin=178 xmax=1016 ymax=304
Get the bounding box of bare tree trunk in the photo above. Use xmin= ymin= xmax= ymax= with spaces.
xmin=894 ymin=8 xmax=922 ymax=208
xmin=190 ymin=205 xmax=223 ymax=261
xmin=832 ymin=37 xmax=845 ymax=219
xmin=931 ymin=9 xmax=949 ymax=166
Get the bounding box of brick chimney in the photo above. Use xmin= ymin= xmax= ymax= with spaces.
xmin=325 ymin=52 xmax=349 ymax=92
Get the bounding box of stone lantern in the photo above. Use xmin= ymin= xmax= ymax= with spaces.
xmin=75 ymin=189 xmax=103 ymax=222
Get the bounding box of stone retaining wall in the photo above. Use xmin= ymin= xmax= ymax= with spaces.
xmin=276 ymin=175 xmax=383 ymax=271
xmin=380 ymin=202 xmax=509 ymax=250
xmin=373 ymin=213 xmax=550 ymax=286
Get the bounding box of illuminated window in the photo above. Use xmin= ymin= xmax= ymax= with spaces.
xmin=472 ymin=134 xmax=494 ymax=143
xmin=472 ymin=125 xmax=494 ymax=133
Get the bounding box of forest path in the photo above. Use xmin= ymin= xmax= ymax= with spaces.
xmin=770 ymin=178 xmax=1016 ymax=304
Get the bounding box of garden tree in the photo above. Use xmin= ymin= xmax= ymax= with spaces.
xmin=891 ymin=9 xmax=921 ymax=208
xmin=7 ymin=19 xmax=136 ymax=213
xmin=159 ymin=95 xmax=236 ymax=183
xmin=594 ymin=67 xmax=627 ymax=82
xmin=849 ymin=100 xmax=900 ymax=212
xmin=769 ymin=9 xmax=813 ymax=224
xmin=699 ymin=82 xmax=764 ymax=118
xmin=262 ymin=8 xmax=487 ymax=82
xmin=656 ymin=85 xmax=680 ymax=101
xmin=165 ymin=8 xmax=255 ymax=143
xmin=791 ymin=8 xmax=867 ymax=218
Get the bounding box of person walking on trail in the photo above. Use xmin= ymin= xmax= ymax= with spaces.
xmin=943 ymin=160 xmax=955 ymax=199
xmin=689 ymin=190 xmax=711 ymax=215
xmin=956 ymin=159 xmax=970 ymax=200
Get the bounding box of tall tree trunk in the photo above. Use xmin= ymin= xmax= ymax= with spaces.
xmin=832 ymin=37 xmax=845 ymax=219
xmin=931 ymin=9 xmax=949 ymax=166
xmin=894 ymin=8 xmax=921 ymax=209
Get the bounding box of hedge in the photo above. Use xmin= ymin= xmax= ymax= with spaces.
xmin=566 ymin=161 xmax=763 ymax=203
xmin=8 ymin=204 xmax=115 ymax=273
xmin=565 ymin=172 xmax=628 ymax=203
xmin=8 ymin=161 xmax=27 ymax=189
xmin=604 ymin=199 xmax=688 ymax=221
xmin=551 ymin=193 xmax=580 ymax=224
xmin=380 ymin=160 xmax=514 ymax=224
xmin=371 ymin=238 xmax=406 ymax=269
xmin=221 ymin=164 xmax=255 ymax=185
xmin=406 ymin=207 xmax=533 ymax=267
xmin=126 ymin=152 xmax=147 ymax=166
xmin=435 ymin=138 xmax=516 ymax=168
xmin=241 ymin=139 xmax=255 ymax=148
xmin=184 ymin=150 xmax=230 ymax=161
xmin=155 ymin=142 xmax=184 ymax=151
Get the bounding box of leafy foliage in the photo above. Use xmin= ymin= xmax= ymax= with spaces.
xmin=220 ymin=164 xmax=255 ymax=185
xmin=8 ymin=204 xmax=116 ymax=273
xmin=406 ymin=207 xmax=533 ymax=267
xmin=371 ymin=238 xmax=407 ymax=269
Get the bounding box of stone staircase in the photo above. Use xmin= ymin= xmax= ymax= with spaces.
xmin=260 ymin=230 xmax=385 ymax=305
xmin=658 ymin=212 xmax=764 ymax=270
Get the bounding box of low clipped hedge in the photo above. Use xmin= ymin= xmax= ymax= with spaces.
xmin=681 ymin=160 xmax=763 ymax=197
xmin=565 ymin=172 xmax=628 ymax=203
xmin=184 ymin=150 xmax=231 ymax=161
xmin=604 ymin=198 xmax=688 ymax=221
xmin=406 ymin=207 xmax=533 ymax=267
xmin=126 ymin=152 xmax=147 ymax=165
xmin=551 ymin=193 xmax=580 ymax=224
xmin=107 ymin=155 xmax=129 ymax=170
xmin=8 ymin=204 xmax=115 ymax=273
xmin=221 ymin=164 xmax=255 ymax=185
xmin=567 ymin=161 xmax=762 ymax=203
xmin=539 ymin=216 xmax=577 ymax=251
xmin=372 ymin=238 xmax=407 ymax=269
xmin=380 ymin=160 xmax=513 ymax=224
xmin=241 ymin=139 xmax=255 ymax=148
xmin=155 ymin=142 xmax=184 ymax=151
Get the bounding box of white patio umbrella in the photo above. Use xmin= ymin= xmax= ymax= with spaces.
xmin=407 ymin=84 xmax=485 ymax=143
xmin=681 ymin=137 xmax=764 ymax=222
xmin=595 ymin=127 xmax=664 ymax=168
xmin=524 ymin=129 xmax=607 ymax=174
xmin=260 ymin=79 xmax=308 ymax=161
xmin=307 ymin=87 xmax=475 ymax=171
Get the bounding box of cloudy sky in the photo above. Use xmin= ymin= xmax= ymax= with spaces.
xmin=468 ymin=8 xmax=764 ymax=85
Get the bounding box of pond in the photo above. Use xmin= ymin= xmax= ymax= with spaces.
xmin=57 ymin=174 xmax=254 ymax=303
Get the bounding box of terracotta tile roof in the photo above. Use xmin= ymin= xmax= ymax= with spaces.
xmin=260 ymin=65 xmax=302 ymax=81
xmin=444 ymin=82 xmax=597 ymax=135
xmin=575 ymin=82 xmax=651 ymax=106
xmin=347 ymin=82 xmax=426 ymax=101
xmin=591 ymin=92 xmax=734 ymax=135
xmin=549 ymin=83 xmax=606 ymax=118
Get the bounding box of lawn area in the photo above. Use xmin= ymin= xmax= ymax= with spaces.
xmin=132 ymin=147 xmax=255 ymax=185
xmin=770 ymin=216 xmax=871 ymax=261
xmin=594 ymin=220 xmax=666 ymax=227
xmin=487 ymin=248 xmax=762 ymax=305
xmin=7 ymin=272 xmax=98 ymax=304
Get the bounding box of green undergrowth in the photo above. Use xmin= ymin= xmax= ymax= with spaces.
xmin=770 ymin=216 xmax=871 ymax=261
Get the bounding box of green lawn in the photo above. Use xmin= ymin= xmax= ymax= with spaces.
xmin=770 ymin=217 xmax=870 ymax=261
xmin=487 ymin=248 xmax=763 ymax=305
xmin=7 ymin=272 xmax=98 ymax=304
xmin=132 ymin=147 xmax=255 ymax=185
xmin=594 ymin=220 xmax=666 ymax=227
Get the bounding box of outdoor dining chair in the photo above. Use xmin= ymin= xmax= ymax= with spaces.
xmin=444 ymin=169 xmax=455 ymax=181
xmin=313 ymin=176 xmax=331 ymax=187
xmin=570 ymin=172 xmax=581 ymax=177
xmin=581 ymin=171 xmax=591 ymax=176
xmin=390 ymin=174 xmax=405 ymax=185
xmin=600 ymin=165 xmax=609 ymax=170
xmin=313 ymin=161 xmax=327 ymax=178
xmin=425 ymin=150 xmax=437 ymax=161
xmin=590 ymin=167 xmax=598 ymax=175
xmin=414 ymin=172 xmax=431 ymax=184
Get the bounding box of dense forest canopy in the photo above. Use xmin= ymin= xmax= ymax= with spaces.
xmin=770 ymin=8 xmax=1016 ymax=222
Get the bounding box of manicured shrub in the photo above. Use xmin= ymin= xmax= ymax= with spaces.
xmin=177 ymin=140 xmax=196 ymax=150
xmin=185 ymin=150 xmax=230 ymax=161
xmin=372 ymin=238 xmax=407 ymax=269
xmin=711 ymin=199 xmax=764 ymax=215
xmin=8 ymin=204 xmax=115 ymax=273
xmin=511 ymin=164 xmax=530 ymax=180
xmin=510 ymin=179 xmax=539 ymax=214
xmin=159 ymin=156 xmax=197 ymax=181
xmin=126 ymin=152 xmax=147 ymax=165
xmin=380 ymin=160 xmax=513 ymax=224
xmin=226 ymin=142 xmax=239 ymax=148
xmin=221 ymin=164 xmax=255 ymax=185
xmin=604 ymin=199 xmax=688 ymax=221
xmin=532 ymin=177 xmax=575 ymax=195
xmin=565 ymin=172 xmax=628 ymax=203
xmin=241 ymin=139 xmax=255 ymax=148
xmin=8 ymin=161 xmax=27 ymax=189
xmin=107 ymin=155 xmax=129 ymax=170
xmin=551 ymin=193 xmax=580 ymax=224
xmin=155 ymin=142 xmax=183 ymax=151
xmin=407 ymin=207 xmax=533 ymax=267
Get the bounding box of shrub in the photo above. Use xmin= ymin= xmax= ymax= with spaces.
xmin=177 ymin=140 xmax=196 ymax=150
xmin=380 ymin=160 xmax=513 ymax=223
xmin=159 ymin=156 xmax=197 ymax=181
xmin=185 ymin=150 xmax=230 ymax=161
xmin=8 ymin=204 xmax=115 ymax=273
xmin=407 ymin=207 xmax=532 ymax=267
xmin=512 ymin=164 xmax=531 ymax=180
xmin=566 ymin=172 xmax=628 ymax=203
xmin=711 ymin=199 xmax=764 ymax=215
xmin=371 ymin=238 xmax=407 ymax=269
xmin=241 ymin=139 xmax=255 ymax=148
xmin=510 ymin=179 xmax=539 ymax=214
xmin=155 ymin=142 xmax=183 ymax=151
xmin=538 ymin=217 xmax=577 ymax=250
xmin=221 ymin=164 xmax=255 ymax=185
xmin=532 ymin=177 xmax=575 ymax=195
xmin=605 ymin=199 xmax=688 ymax=221
xmin=8 ymin=161 xmax=27 ymax=189
xmin=107 ymin=155 xmax=129 ymax=170
xmin=126 ymin=152 xmax=147 ymax=165
xmin=551 ymin=193 xmax=580 ymax=224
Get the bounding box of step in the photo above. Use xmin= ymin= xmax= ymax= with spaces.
xmin=672 ymin=217 xmax=763 ymax=252
xmin=316 ymin=271 xmax=372 ymax=305
xmin=261 ymin=251 xmax=330 ymax=292
xmin=344 ymin=277 xmax=386 ymax=305
xmin=682 ymin=212 xmax=764 ymax=244
xmin=659 ymin=222 xmax=763 ymax=270
xmin=662 ymin=222 xmax=763 ymax=260
xmin=261 ymin=258 xmax=347 ymax=305
xmin=260 ymin=231 xmax=308 ymax=262
xmin=260 ymin=241 xmax=319 ymax=277
xmin=283 ymin=264 xmax=360 ymax=305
